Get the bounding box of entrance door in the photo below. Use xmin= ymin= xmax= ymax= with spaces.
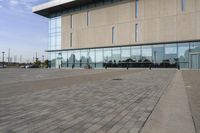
xmin=190 ymin=53 xmax=200 ymax=69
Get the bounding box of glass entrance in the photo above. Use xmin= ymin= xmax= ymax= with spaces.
xmin=190 ymin=53 xmax=200 ymax=69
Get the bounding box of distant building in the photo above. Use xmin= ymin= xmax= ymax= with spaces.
xmin=33 ymin=0 xmax=200 ymax=69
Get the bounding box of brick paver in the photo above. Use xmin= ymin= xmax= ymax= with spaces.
xmin=0 ymin=69 xmax=175 ymax=133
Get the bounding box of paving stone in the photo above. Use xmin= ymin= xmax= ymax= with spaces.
xmin=0 ymin=69 xmax=175 ymax=133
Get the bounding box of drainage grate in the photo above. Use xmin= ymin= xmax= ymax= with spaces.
xmin=112 ymin=78 xmax=123 ymax=81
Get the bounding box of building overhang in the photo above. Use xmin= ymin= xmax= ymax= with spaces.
xmin=32 ymin=0 xmax=95 ymax=17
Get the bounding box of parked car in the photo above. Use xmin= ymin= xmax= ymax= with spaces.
xmin=25 ymin=65 xmax=32 ymax=69
xmin=20 ymin=65 xmax=26 ymax=68
xmin=25 ymin=64 xmax=40 ymax=69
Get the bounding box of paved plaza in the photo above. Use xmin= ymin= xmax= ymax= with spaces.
xmin=0 ymin=68 xmax=197 ymax=133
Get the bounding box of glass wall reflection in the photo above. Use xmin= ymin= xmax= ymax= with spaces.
xmin=48 ymin=41 xmax=200 ymax=69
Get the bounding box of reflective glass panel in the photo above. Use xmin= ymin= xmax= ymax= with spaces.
xmin=165 ymin=44 xmax=178 ymax=68
xmin=178 ymin=43 xmax=189 ymax=68
xmin=153 ymin=45 xmax=164 ymax=64
xmin=121 ymin=47 xmax=131 ymax=62
xmin=62 ymin=52 xmax=68 ymax=67
xmin=88 ymin=49 xmax=95 ymax=64
xmin=68 ymin=51 xmax=74 ymax=63
xmin=190 ymin=42 xmax=200 ymax=53
xmin=131 ymin=46 xmax=141 ymax=62
xmin=96 ymin=49 xmax=103 ymax=63
xmin=81 ymin=50 xmax=88 ymax=63
xmin=74 ymin=50 xmax=80 ymax=63
xmin=50 ymin=52 xmax=56 ymax=68
xmin=112 ymin=48 xmax=121 ymax=63
xmin=103 ymin=48 xmax=112 ymax=63
xmin=142 ymin=46 xmax=152 ymax=62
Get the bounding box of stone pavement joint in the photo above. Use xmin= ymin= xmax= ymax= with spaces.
xmin=0 ymin=69 xmax=175 ymax=133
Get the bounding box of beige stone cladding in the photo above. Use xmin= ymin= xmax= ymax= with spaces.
xmin=61 ymin=0 xmax=200 ymax=49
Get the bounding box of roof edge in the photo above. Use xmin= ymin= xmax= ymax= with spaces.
xmin=32 ymin=0 xmax=75 ymax=15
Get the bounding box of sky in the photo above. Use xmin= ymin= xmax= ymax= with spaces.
xmin=0 ymin=0 xmax=49 ymax=63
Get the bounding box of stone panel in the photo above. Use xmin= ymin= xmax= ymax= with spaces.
xmin=159 ymin=16 xmax=176 ymax=42
xmin=144 ymin=0 xmax=160 ymax=19
xmin=143 ymin=19 xmax=159 ymax=43
xmin=176 ymin=13 xmax=196 ymax=41
xmin=159 ymin=0 xmax=177 ymax=17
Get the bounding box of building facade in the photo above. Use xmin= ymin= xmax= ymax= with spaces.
xmin=33 ymin=0 xmax=200 ymax=69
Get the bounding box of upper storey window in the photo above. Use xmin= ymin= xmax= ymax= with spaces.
xmin=70 ymin=14 xmax=73 ymax=29
xmin=135 ymin=24 xmax=139 ymax=42
xmin=87 ymin=11 xmax=89 ymax=26
xmin=135 ymin=0 xmax=139 ymax=18
xmin=112 ymin=26 xmax=116 ymax=44
xmin=181 ymin=0 xmax=186 ymax=12
xmin=49 ymin=16 xmax=61 ymax=50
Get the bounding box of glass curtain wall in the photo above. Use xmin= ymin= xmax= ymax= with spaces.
xmin=131 ymin=46 xmax=141 ymax=67
xmin=153 ymin=45 xmax=164 ymax=67
xmin=165 ymin=44 xmax=178 ymax=68
xmin=81 ymin=50 xmax=88 ymax=67
xmin=48 ymin=42 xmax=200 ymax=69
xmin=112 ymin=48 xmax=121 ymax=67
xmin=96 ymin=49 xmax=103 ymax=68
xmin=88 ymin=49 xmax=96 ymax=68
xmin=141 ymin=46 xmax=152 ymax=67
xmin=121 ymin=47 xmax=131 ymax=67
xmin=178 ymin=43 xmax=189 ymax=68
xmin=49 ymin=16 xmax=61 ymax=68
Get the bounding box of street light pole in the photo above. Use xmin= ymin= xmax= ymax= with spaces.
xmin=2 ymin=51 xmax=5 ymax=68
xmin=42 ymin=55 xmax=44 ymax=63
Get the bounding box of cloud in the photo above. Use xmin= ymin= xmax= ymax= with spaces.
xmin=1 ymin=0 xmax=45 ymax=14
xmin=8 ymin=0 xmax=34 ymax=9
xmin=9 ymin=0 xmax=19 ymax=6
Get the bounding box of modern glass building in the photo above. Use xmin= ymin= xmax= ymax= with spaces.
xmin=33 ymin=0 xmax=200 ymax=69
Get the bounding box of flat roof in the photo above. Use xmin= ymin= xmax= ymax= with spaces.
xmin=32 ymin=0 xmax=94 ymax=17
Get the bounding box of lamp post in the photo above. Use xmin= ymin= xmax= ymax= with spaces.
xmin=42 ymin=55 xmax=44 ymax=63
xmin=2 ymin=51 xmax=5 ymax=68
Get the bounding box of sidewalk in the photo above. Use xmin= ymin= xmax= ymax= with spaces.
xmin=140 ymin=71 xmax=196 ymax=133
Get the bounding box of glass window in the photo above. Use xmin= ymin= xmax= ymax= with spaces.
xmin=112 ymin=26 xmax=116 ymax=44
xmin=178 ymin=43 xmax=189 ymax=68
xmin=190 ymin=42 xmax=200 ymax=52
xmin=135 ymin=0 xmax=139 ymax=18
xmin=56 ymin=36 xmax=61 ymax=46
xmin=181 ymin=0 xmax=186 ymax=12
xmin=131 ymin=46 xmax=141 ymax=62
xmin=74 ymin=50 xmax=80 ymax=63
xmin=62 ymin=52 xmax=68 ymax=67
xmin=165 ymin=44 xmax=178 ymax=68
xmin=57 ymin=17 xmax=61 ymax=28
xmin=103 ymin=48 xmax=112 ymax=63
xmin=87 ymin=11 xmax=89 ymax=26
xmin=88 ymin=49 xmax=95 ymax=64
xmin=96 ymin=49 xmax=103 ymax=68
xmin=68 ymin=51 xmax=74 ymax=63
xmin=135 ymin=24 xmax=139 ymax=42
xmin=70 ymin=15 xmax=73 ymax=29
xmin=50 ymin=52 xmax=56 ymax=68
xmin=96 ymin=49 xmax=103 ymax=63
xmin=48 ymin=16 xmax=61 ymax=51
xmin=153 ymin=45 xmax=164 ymax=65
xmin=50 ymin=19 xmax=56 ymax=29
xmin=112 ymin=47 xmax=121 ymax=63
xmin=121 ymin=47 xmax=131 ymax=62
xmin=81 ymin=50 xmax=88 ymax=63
xmin=70 ymin=33 xmax=73 ymax=47
xmin=142 ymin=46 xmax=152 ymax=62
